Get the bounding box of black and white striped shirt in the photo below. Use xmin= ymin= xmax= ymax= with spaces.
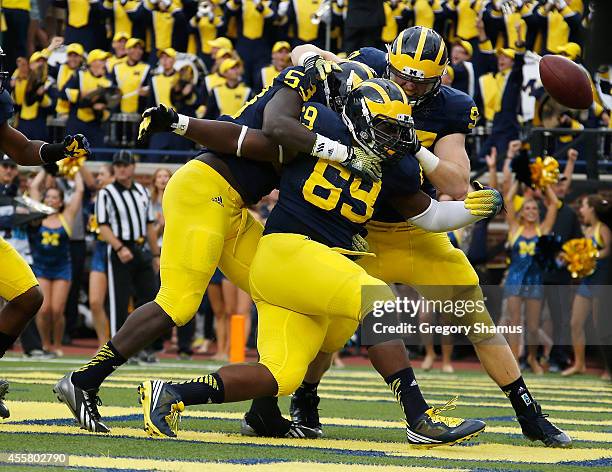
xmin=95 ymin=181 xmax=155 ymax=242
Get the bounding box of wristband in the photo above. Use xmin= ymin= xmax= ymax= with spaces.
xmin=415 ymin=147 xmax=440 ymax=174
xmin=311 ymin=134 xmax=348 ymax=162
xmin=39 ymin=142 xmax=65 ymax=164
xmin=115 ymin=245 xmax=125 ymax=253
xmin=171 ymin=114 xmax=189 ymax=135
xmin=298 ymin=51 xmax=318 ymax=67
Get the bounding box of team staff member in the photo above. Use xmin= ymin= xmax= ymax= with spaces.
xmin=255 ymin=41 xmax=291 ymax=93
xmin=94 ymin=150 xmax=159 ymax=339
xmin=54 ymin=43 xmax=85 ymax=117
xmin=0 ymin=45 xmax=91 ymax=418
xmin=62 ymin=49 xmax=113 ymax=149
xmin=204 ymin=58 xmax=252 ymax=119
xmin=225 ymin=0 xmax=275 ymax=86
xmin=62 ymin=0 xmax=107 ymax=51
xmin=286 ymin=26 xmax=570 ymax=448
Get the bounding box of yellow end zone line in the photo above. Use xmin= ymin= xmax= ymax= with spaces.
xmin=1 ymin=455 xmax=467 ymax=472
xmin=3 ymin=402 xmax=612 ymax=445
xmin=1 ymin=422 xmax=610 ymax=465
xmin=4 ymin=377 xmax=610 ymax=414
xmin=5 ymin=374 xmax=612 ymax=407
xmin=7 ymin=371 xmax=611 ymax=395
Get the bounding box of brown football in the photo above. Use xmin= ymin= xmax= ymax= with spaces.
xmin=539 ymin=54 xmax=593 ymax=110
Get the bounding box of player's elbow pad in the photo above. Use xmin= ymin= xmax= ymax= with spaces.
xmin=408 ymin=199 xmax=482 ymax=232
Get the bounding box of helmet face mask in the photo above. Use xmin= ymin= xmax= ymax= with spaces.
xmin=342 ymin=78 xmax=414 ymax=161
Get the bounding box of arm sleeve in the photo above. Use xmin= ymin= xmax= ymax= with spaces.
xmin=408 ymin=199 xmax=483 ymax=232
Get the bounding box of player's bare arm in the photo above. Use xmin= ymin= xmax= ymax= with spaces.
xmin=429 ymin=133 xmax=471 ymax=199
xmin=0 ymin=122 xmax=91 ymax=166
xmin=291 ymin=44 xmax=343 ymax=66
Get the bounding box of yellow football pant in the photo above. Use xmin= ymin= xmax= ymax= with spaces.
xmin=0 ymin=235 xmax=38 ymax=301
xmin=358 ymin=221 xmax=495 ymax=343
xmin=155 ymin=160 xmax=263 ymax=326
xmin=249 ymin=233 xmax=395 ymax=395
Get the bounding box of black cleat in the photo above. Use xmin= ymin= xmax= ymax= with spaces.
xmin=406 ymin=397 xmax=485 ymax=448
xmin=240 ymin=411 xmax=320 ymax=439
xmin=290 ymin=387 xmax=323 ymax=437
xmin=0 ymin=380 xmax=9 ymax=419
xmin=517 ymin=402 xmax=572 ymax=448
xmin=53 ymin=373 xmax=110 ymax=433
xmin=138 ymin=380 xmax=184 ymax=438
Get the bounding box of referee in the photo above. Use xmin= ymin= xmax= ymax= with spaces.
xmin=95 ymin=151 xmax=160 ymax=339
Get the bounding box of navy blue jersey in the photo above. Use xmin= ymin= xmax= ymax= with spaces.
xmin=213 ymin=66 xmax=325 ymax=205
xmin=0 ymin=89 xmax=14 ymax=126
xmin=349 ymin=47 xmax=479 ymax=222
xmin=265 ymin=102 xmax=421 ymax=250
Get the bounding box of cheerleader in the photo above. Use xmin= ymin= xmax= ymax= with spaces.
xmin=504 ymin=181 xmax=559 ymax=373
xmin=563 ymin=195 xmax=611 ymax=377
xmin=28 ymin=170 xmax=84 ymax=356
xmin=89 ymin=164 xmax=114 ymax=348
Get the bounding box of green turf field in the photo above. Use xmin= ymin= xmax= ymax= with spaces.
xmin=0 ymin=356 xmax=611 ymax=471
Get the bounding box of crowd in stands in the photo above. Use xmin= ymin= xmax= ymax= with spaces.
xmin=0 ymin=1 xmax=610 ymax=378
xmin=2 ymin=0 xmax=611 ymax=163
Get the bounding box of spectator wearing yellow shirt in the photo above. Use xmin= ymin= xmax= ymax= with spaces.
xmin=112 ymin=38 xmax=151 ymax=115
xmin=62 ymin=0 xmax=107 ymax=51
xmin=135 ymin=0 xmax=190 ymax=58
xmin=533 ymin=0 xmax=581 ymax=55
xmin=2 ymin=0 xmax=31 ymax=74
xmin=254 ymin=40 xmax=290 ymax=93
xmin=147 ymin=48 xmax=196 ymax=156
xmin=225 ymin=0 xmax=275 ymax=87
xmin=275 ymin=0 xmax=332 ymax=50
xmin=61 ymin=49 xmax=113 ymax=150
xmin=13 ymin=52 xmax=55 ymax=142
xmin=53 ymin=43 xmax=85 ymax=118
xmin=203 ymin=47 xmax=232 ymax=97
xmin=189 ymin=0 xmax=226 ymax=68
xmin=102 ymin=0 xmax=142 ymax=40
xmin=204 ymin=58 xmax=252 ymax=119
xmin=107 ymin=32 xmax=130 ymax=73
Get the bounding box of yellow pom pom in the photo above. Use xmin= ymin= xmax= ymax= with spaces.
xmin=560 ymin=238 xmax=599 ymax=278
xmin=529 ymin=156 xmax=560 ymax=190
xmin=57 ymin=154 xmax=86 ymax=180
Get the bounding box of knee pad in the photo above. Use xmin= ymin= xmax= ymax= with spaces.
xmin=155 ymin=282 xmax=201 ymax=327
xmin=321 ymin=318 xmax=359 ymax=353
xmin=259 ymin=359 xmax=307 ymax=397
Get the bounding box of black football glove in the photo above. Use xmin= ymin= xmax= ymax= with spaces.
xmin=40 ymin=134 xmax=91 ymax=164
xmin=138 ymin=104 xmax=179 ymax=142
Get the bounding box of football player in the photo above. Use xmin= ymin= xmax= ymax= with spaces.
xmin=137 ymin=79 xmax=501 ymax=445
xmin=274 ymin=26 xmax=571 ymax=448
xmin=53 ymin=61 xmax=385 ymax=436
xmin=0 ymin=46 xmax=90 ymax=419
